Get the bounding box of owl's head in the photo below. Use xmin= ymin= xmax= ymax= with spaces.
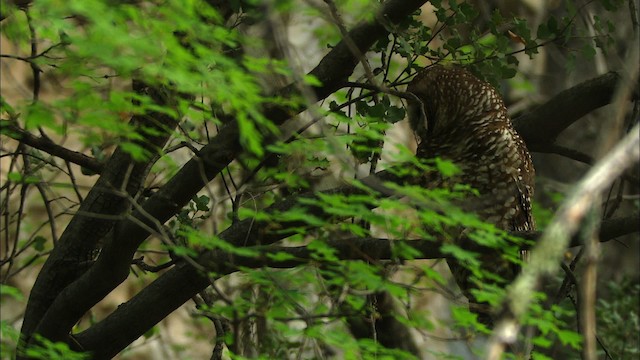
xmin=406 ymin=64 xmax=505 ymax=144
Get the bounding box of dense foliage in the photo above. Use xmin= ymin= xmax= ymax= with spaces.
xmin=1 ymin=0 xmax=637 ymax=359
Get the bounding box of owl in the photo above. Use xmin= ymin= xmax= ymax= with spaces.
xmin=407 ymin=64 xmax=535 ymax=325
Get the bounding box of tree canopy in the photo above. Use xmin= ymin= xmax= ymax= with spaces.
xmin=1 ymin=0 xmax=638 ymax=359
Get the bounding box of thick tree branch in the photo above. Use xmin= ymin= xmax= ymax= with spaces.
xmin=0 ymin=121 xmax=104 ymax=174
xmin=513 ymin=71 xmax=638 ymax=145
xmin=86 ymin=214 xmax=640 ymax=274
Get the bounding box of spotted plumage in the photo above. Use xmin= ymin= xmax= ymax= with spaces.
xmin=407 ymin=65 xmax=535 ymax=324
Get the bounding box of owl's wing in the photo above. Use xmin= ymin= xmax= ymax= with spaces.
xmin=512 ymin=175 xmax=535 ymax=232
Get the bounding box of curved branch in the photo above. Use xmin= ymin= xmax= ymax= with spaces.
xmin=172 ymin=214 xmax=640 ymax=268
xmin=528 ymin=142 xmax=640 ymax=185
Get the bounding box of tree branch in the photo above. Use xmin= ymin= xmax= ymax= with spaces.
xmin=513 ymin=71 xmax=637 ymax=145
xmin=1 ymin=121 xmax=104 ymax=174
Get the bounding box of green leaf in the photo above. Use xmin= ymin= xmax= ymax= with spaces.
xmin=7 ymin=172 xmax=21 ymax=182
xmin=458 ymin=2 xmax=478 ymax=20
xmin=421 ymin=265 xmax=446 ymax=285
xmin=440 ymin=244 xmax=479 ymax=267
xmin=182 ymin=229 xmax=259 ymax=257
xmin=451 ymin=306 xmax=490 ymax=334
xmin=392 ymin=241 xmax=422 ymax=259
xmin=143 ymin=326 xmax=159 ymax=339
xmin=531 ymin=352 xmax=553 ymax=360
xmin=24 ymin=103 xmax=61 ymax=134
xmin=171 ymin=245 xmax=197 ymax=258
xmin=307 ymin=240 xmax=339 ymax=262
xmin=25 ymin=334 xmax=89 ymax=360
xmin=237 ymin=114 xmax=264 ymax=156
xmin=581 ymin=43 xmax=596 ymax=59
xmin=385 ymin=106 xmax=406 ymax=123
xmin=434 ymin=158 xmax=460 ymax=177
xmin=4 ymin=172 xmax=39 ymax=184
xmin=278 ymin=207 xmax=326 ymax=227
xmin=368 ymin=103 xmax=385 ymax=118
xmin=547 ymin=16 xmax=558 ymax=34
xmin=501 ymin=66 xmax=517 ymax=79
xmin=557 ymin=329 xmax=582 ymax=349
xmin=266 ymin=251 xmax=297 ymax=262
xmin=532 ymin=336 xmax=552 ymax=349
xmin=0 ymin=285 xmax=24 ymax=301
xmin=0 ymin=96 xmax=16 ymax=117
xmin=120 ymin=142 xmax=149 ymax=161
xmin=193 ymin=195 xmax=210 ymax=212
xmin=303 ymin=74 xmax=322 ymax=86
xmin=33 ymin=236 xmax=47 ymax=252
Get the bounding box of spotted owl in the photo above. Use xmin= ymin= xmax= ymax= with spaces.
xmin=406 ymin=64 xmax=535 ymax=325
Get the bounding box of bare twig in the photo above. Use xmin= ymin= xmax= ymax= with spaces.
xmin=323 ymin=0 xmax=381 ymax=88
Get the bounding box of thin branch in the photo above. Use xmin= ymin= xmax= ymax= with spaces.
xmin=24 ymin=8 xmax=40 ymax=103
xmin=131 ymin=257 xmax=176 ymax=273
xmin=323 ymin=0 xmax=380 ymax=88
xmin=580 ymin=208 xmax=600 ymax=360
xmin=529 ymin=142 xmax=640 ymax=184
